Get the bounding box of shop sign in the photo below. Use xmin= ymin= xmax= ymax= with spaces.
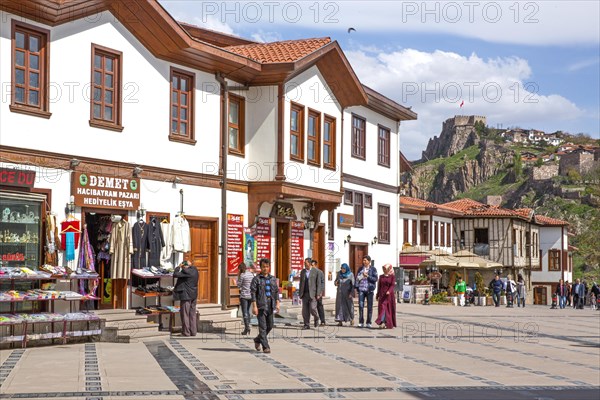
xmin=2 ymin=252 xmax=25 ymax=262
xmin=227 ymin=214 xmax=244 ymax=275
xmin=255 ymin=217 xmax=271 ymax=265
xmin=290 ymin=221 xmax=305 ymax=271
xmin=270 ymin=202 xmax=297 ymax=220
xmin=71 ymin=172 xmax=140 ymax=210
xmin=337 ymin=213 xmax=354 ymax=229
xmin=0 ymin=168 xmax=36 ymax=188
xmin=430 ymin=271 xmax=442 ymax=280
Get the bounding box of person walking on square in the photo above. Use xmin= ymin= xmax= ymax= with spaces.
xmin=251 ymin=258 xmax=280 ymax=353
xmin=566 ymin=281 xmax=572 ymax=307
xmin=355 ymin=255 xmax=378 ymax=328
xmin=516 ymin=274 xmax=527 ymax=307
xmin=299 ymin=258 xmax=320 ymax=329
xmin=573 ymin=278 xmax=585 ymax=309
xmin=454 ymin=276 xmax=467 ymax=307
xmin=311 ymin=259 xmax=327 ymax=326
xmin=489 ymin=275 xmax=503 ymax=307
xmin=375 ymin=264 xmax=396 ymax=329
xmin=334 ymin=263 xmax=355 ymax=326
xmin=505 ymin=275 xmax=516 ymax=308
xmin=556 ymin=279 xmax=568 ymax=309
xmin=173 ymin=261 xmax=199 ymax=337
xmin=237 ymin=263 xmax=255 ymax=335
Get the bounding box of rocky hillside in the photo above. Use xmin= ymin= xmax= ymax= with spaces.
xmin=404 ymin=115 xmax=600 ymax=278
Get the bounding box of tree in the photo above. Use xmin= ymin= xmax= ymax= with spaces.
xmin=535 ymin=158 xmax=544 ymax=167
xmin=513 ymin=151 xmax=523 ymax=178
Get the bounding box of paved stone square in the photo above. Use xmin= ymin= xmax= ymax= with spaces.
xmin=1 ymin=304 xmax=599 ymax=400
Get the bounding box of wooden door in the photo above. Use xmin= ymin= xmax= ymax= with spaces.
xmin=312 ymin=224 xmax=325 ymax=273
xmin=186 ymin=220 xmax=215 ymax=304
xmin=276 ymin=222 xmax=290 ymax=283
xmin=349 ymin=243 xmax=368 ymax=276
xmin=533 ymin=286 xmax=547 ymax=305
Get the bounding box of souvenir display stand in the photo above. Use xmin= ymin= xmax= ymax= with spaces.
xmin=131 ymin=269 xmax=175 ymax=331
xmin=0 ymin=269 xmax=101 ymax=348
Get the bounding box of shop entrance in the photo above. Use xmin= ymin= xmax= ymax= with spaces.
xmin=83 ymin=210 xmax=127 ymax=309
xmin=311 ymin=223 xmax=326 ymax=283
xmin=185 ymin=218 xmax=218 ymax=304
xmin=349 ymin=243 xmax=369 ymax=276
xmin=276 ymin=221 xmax=290 ymax=283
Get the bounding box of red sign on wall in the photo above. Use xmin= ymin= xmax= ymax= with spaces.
xmin=0 ymin=168 xmax=36 ymax=188
xmin=255 ymin=217 xmax=272 ymax=264
xmin=290 ymin=221 xmax=305 ymax=271
xmin=227 ymin=214 xmax=244 ymax=275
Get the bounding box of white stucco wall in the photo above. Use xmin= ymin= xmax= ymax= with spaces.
xmin=1 ymin=12 xmax=223 ymax=174
xmin=283 ymin=67 xmax=342 ymax=191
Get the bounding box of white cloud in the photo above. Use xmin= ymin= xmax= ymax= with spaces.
xmin=567 ymin=58 xmax=600 ymax=72
xmin=191 ymin=15 xmax=236 ymax=35
xmin=346 ymin=48 xmax=585 ymax=160
xmin=250 ymin=30 xmax=283 ymax=43
xmin=161 ymin=1 xmax=599 ymax=46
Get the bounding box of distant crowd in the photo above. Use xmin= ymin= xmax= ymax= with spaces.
xmin=553 ymin=278 xmax=600 ymax=310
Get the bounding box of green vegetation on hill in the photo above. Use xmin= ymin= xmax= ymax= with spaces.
xmin=420 ymin=144 xmax=480 ymax=173
xmin=455 ymin=172 xmax=526 ymax=201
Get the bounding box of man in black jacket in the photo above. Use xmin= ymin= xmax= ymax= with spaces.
xmin=251 ymin=258 xmax=280 ymax=353
xmin=173 ymin=261 xmax=199 ymax=336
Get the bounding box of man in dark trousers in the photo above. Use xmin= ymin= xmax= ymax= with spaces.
xmin=299 ymin=257 xmax=322 ymax=329
xmin=251 ymin=258 xmax=280 ymax=353
xmin=173 ymin=261 xmax=199 ymax=336
xmin=311 ymin=259 xmax=327 ymax=326
xmin=489 ymin=275 xmax=503 ymax=307
xmin=355 ymin=255 xmax=378 ymax=328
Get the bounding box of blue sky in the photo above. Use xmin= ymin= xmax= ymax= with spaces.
xmin=159 ymin=1 xmax=600 ymax=160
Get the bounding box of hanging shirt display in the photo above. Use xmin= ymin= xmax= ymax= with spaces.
xmin=160 ymin=221 xmax=173 ymax=269
xmin=172 ymin=215 xmax=190 ymax=253
xmin=109 ymin=219 xmax=133 ymax=279
xmin=147 ymin=217 xmax=165 ymax=268
xmin=131 ymin=220 xmax=148 ymax=269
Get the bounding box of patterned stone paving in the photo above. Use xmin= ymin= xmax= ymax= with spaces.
xmin=0 ymin=305 xmax=598 ymax=399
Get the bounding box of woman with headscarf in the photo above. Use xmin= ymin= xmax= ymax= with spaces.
xmin=334 ymin=263 xmax=355 ymax=326
xmin=375 ymin=264 xmax=396 ymax=329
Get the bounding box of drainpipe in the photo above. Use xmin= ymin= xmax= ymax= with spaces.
xmin=216 ymin=73 xmax=228 ymax=311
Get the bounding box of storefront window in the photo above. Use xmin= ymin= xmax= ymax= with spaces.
xmin=0 ymin=192 xmax=43 ymax=270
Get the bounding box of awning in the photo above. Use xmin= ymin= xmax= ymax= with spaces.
xmin=452 ymin=250 xmax=503 ymax=269
xmin=399 ymin=254 xmax=429 ymax=270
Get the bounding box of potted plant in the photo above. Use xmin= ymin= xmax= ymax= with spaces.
xmin=474 ymin=272 xmax=486 ymax=306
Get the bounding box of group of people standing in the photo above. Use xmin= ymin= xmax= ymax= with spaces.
xmin=488 ymin=274 xmax=528 ymax=307
xmin=555 ymin=278 xmax=599 ymax=309
xmin=232 ymin=256 xmax=399 ymax=352
xmin=330 ymin=255 xmax=397 ymax=330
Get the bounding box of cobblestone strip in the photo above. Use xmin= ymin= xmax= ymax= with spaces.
xmin=383 ymin=334 xmax=586 ymax=386
xmin=472 ymin=337 xmax=600 ymax=372
xmin=145 ymin=340 xmax=219 ymax=400
xmin=0 ymin=349 xmax=25 ymax=388
xmin=285 ymin=337 xmax=416 ymax=388
xmin=343 ymin=336 xmax=502 ymax=386
xmin=83 ymin=343 xmax=103 ymax=400
xmin=230 ymin=340 xmax=346 ymax=398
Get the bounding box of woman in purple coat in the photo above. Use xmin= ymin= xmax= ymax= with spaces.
xmin=375 ymin=264 xmax=396 ymax=329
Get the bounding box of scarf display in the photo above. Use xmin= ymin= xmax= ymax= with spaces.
xmin=78 ymin=225 xmax=98 ymax=297
xmin=65 ymin=232 xmax=75 ymax=261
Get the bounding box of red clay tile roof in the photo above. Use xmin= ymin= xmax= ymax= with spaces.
xmin=225 ymin=38 xmax=331 ymax=63
xmin=535 ymin=215 xmax=569 ymax=226
xmin=401 ymin=197 xmax=463 ymax=214
xmin=514 ymin=208 xmax=534 ymax=218
xmin=401 ymin=197 xmax=438 ymax=209
xmin=444 ymin=199 xmax=521 ymax=217
xmin=442 ymin=198 xmax=484 ymax=212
